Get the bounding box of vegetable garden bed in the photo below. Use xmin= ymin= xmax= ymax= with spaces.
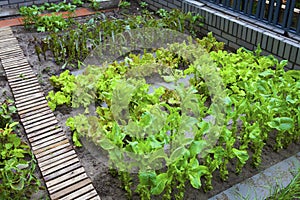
xmin=6 ymin=1 xmax=300 ymax=199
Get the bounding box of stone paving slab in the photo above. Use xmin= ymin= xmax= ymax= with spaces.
xmin=209 ymin=153 xmax=300 ymax=200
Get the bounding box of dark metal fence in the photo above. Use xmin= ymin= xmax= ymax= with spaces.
xmin=202 ymin=0 xmax=300 ymax=35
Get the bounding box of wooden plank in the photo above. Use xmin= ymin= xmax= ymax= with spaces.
xmin=73 ymin=188 xmax=99 ymax=200
xmin=33 ymin=139 xmax=69 ymax=154
xmin=16 ymin=96 xmax=45 ymax=108
xmin=6 ymin=69 xmax=33 ymax=76
xmin=22 ymin=113 xmax=54 ymax=126
xmin=8 ymin=74 xmax=37 ymax=82
xmin=8 ymin=77 xmax=38 ymax=87
xmin=1 ymin=58 xmax=28 ymax=65
xmin=44 ymin=162 xmax=82 ymax=182
xmin=12 ymin=83 xmax=41 ymax=94
xmin=23 ymin=116 xmax=57 ymax=130
xmin=16 ymin=99 xmax=47 ymax=112
xmin=17 ymin=98 xmax=47 ymax=109
xmin=0 ymin=51 xmax=23 ymax=58
xmin=2 ymin=61 xmax=28 ymax=67
xmin=3 ymin=62 xmax=31 ymax=70
xmin=49 ymin=178 xmax=91 ymax=199
xmin=17 ymin=102 xmax=48 ymax=114
xmin=8 ymin=71 xmax=34 ymax=79
xmin=49 ymin=175 xmax=90 ymax=196
xmin=45 ymin=168 xmax=85 ymax=188
xmin=0 ymin=52 xmax=24 ymax=59
xmin=27 ymin=125 xmax=60 ymax=139
xmin=13 ymin=86 xmax=41 ymax=95
xmin=7 ymin=69 xmax=33 ymax=76
xmin=32 ymin=136 xmax=67 ymax=151
xmin=5 ymin=65 xmax=31 ymax=73
xmin=0 ymin=40 xmax=18 ymax=45
xmin=0 ymin=46 xmax=21 ymax=53
xmin=35 ymin=143 xmax=73 ymax=159
xmin=2 ymin=62 xmax=30 ymax=70
xmin=28 ymin=127 xmax=62 ymax=143
xmin=36 ymin=143 xmax=72 ymax=161
xmin=15 ymin=92 xmax=43 ymax=104
xmin=26 ymin=120 xmax=58 ymax=134
xmin=30 ymin=130 xmax=65 ymax=147
xmin=19 ymin=105 xmax=49 ymax=118
xmin=39 ymin=150 xmax=76 ymax=168
xmin=21 ymin=109 xmax=53 ymax=123
xmin=12 ymin=82 xmax=40 ymax=91
xmin=0 ymin=39 xmax=18 ymax=45
xmin=42 ymin=157 xmax=80 ymax=176
xmin=40 ymin=153 xmax=77 ymax=172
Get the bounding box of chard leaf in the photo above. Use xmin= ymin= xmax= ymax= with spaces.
xmin=151 ymin=173 xmax=168 ymax=195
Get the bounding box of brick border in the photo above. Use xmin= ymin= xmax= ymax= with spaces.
xmin=137 ymin=0 xmax=300 ymax=70
xmin=0 ymin=0 xmax=69 ymax=8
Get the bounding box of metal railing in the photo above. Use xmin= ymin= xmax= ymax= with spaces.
xmin=201 ymin=0 xmax=300 ymax=35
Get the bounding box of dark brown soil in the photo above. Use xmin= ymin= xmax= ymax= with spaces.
xmin=9 ymin=1 xmax=300 ymax=199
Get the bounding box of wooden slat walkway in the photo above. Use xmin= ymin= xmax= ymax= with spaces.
xmin=0 ymin=27 xmax=100 ymax=200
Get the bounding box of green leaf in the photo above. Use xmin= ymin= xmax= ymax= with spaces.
xmin=151 ymin=173 xmax=168 ymax=195
xmin=5 ymin=143 xmax=13 ymax=150
xmin=232 ymin=148 xmax=249 ymax=165
xmin=72 ymin=132 xmax=82 ymax=147
xmin=267 ymin=117 xmax=294 ymax=131
xmin=169 ymin=146 xmax=190 ymax=164
xmin=139 ymin=171 xmax=156 ymax=186
xmin=189 ymin=140 xmax=207 ymax=157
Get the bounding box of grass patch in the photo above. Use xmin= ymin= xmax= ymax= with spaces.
xmin=268 ymin=168 xmax=300 ymax=200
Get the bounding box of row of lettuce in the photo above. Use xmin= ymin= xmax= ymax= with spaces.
xmin=0 ymin=99 xmax=41 ymax=199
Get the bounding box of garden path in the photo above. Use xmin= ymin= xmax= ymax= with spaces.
xmin=0 ymin=26 xmax=101 ymax=200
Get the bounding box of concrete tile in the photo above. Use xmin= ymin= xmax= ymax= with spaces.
xmin=246 ymin=26 xmax=253 ymax=43
xmin=237 ymin=39 xmax=254 ymax=50
xmin=289 ymin=46 xmax=299 ymax=63
xmin=294 ymin=65 xmax=300 ymax=70
xmin=208 ymin=26 xmax=222 ymax=36
xmin=266 ymin=36 xmax=274 ymax=53
xmin=222 ymin=32 xmax=237 ymax=43
xmin=256 ymin=31 xmax=263 ymax=47
xmin=272 ymin=38 xmax=279 ymax=55
xmin=283 ymin=43 xmax=292 ymax=61
xmin=261 ymin=33 xmax=269 ymax=49
xmin=251 ymin=30 xmax=257 ymax=45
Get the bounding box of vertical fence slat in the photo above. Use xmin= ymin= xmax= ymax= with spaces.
xmin=255 ymin=0 xmax=262 ymax=19
xmin=259 ymin=0 xmax=266 ymax=19
xmin=297 ymin=14 xmax=300 ymax=34
xmin=267 ymin=0 xmax=275 ymax=23
xmin=273 ymin=0 xmax=282 ymax=24
xmin=247 ymin=0 xmax=254 ymax=16
xmin=282 ymin=0 xmax=291 ymax=28
xmin=286 ymin=1 xmax=296 ymax=30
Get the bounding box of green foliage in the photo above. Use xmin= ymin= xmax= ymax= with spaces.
xmin=268 ymin=169 xmax=300 ymax=200
xmin=0 ymin=101 xmax=40 ymax=199
xmin=36 ymin=9 xmax=203 ymax=66
xmin=119 ymin=1 xmax=131 ymax=9
xmin=20 ymin=1 xmax=76 ymax=32
xmin=0 ymin=99 xmax=17 ymax=129
xmin=140 ymin=1 xmax=148 ymax=8
xmin=89 ymin=0 xmax=101 ymax=10
xmin=45 ymin=1 xmax=77 ymax=12
xmin=46 ymin=33 xmax=299 ymax=199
